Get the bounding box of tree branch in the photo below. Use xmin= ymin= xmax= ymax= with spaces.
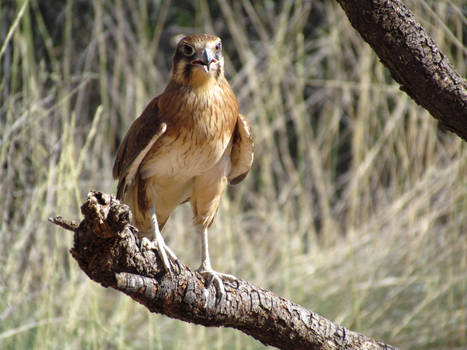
xmin=336 ymin=0 xmax=467 ymax=140
xmin=51 ymin=191 xmax=396 ymax=350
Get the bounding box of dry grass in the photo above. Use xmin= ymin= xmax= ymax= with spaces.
xmin=1 ymin=0 xmax=466 ymax=349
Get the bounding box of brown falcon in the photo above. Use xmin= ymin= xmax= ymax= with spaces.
xmin=112 ymin=34 xmax=254 ymax=296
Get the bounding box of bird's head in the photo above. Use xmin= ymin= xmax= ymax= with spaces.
xmin=171 ymin=34 xmax=224 ymax=89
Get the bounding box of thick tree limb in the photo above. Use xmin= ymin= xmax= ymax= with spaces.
xmin=51 ymin=191 xmax=396 ymax=350
xmin=336 ymin=0 xmax=467 ymax=140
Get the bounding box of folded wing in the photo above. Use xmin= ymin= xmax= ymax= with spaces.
xmin=228 ymin=114 xmax=254 ymax=185
xmin=113 ymin=98 xmax=166 ymax=199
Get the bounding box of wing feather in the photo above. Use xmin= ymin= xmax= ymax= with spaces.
xmin=113 ymin=97 xmax=166 ymax=199
xmin=228 ymin=114 xmax=254 ymax=185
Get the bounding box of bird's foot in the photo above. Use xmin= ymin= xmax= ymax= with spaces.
xmin=197 ymin=267 xmax=237 ymax=301
xmin=141 ymin=237 xmax=180 ymax=275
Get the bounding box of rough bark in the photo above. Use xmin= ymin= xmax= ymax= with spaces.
xmin=336 ymin=0 xmax=467 ymax=140
xmin=50 ymin=191 xmax=397 ymax=350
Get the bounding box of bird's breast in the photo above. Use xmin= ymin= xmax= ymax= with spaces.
xmin=140 ymin=86 xmax=237 ymax=181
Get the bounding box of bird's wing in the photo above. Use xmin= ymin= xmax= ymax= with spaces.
xmin=113 ymin=98 xmax=167 ymax=199
xmin=228 ymin=114 xmax=254 ymax=185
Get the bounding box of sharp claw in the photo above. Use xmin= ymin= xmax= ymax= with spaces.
xmin=140 ymin=237 xmax=174 ymax=275
xmin=208 ymin=275 xmax=215 ymax=286
xmin=140 ymin=237 xmax=155 ymax=250
xmin=198 ymin=269 xmax=237 ymax=302
xmin=211 ymin=275 xmax=226 ymax=301
xmin=174 ymin=259 xmax=184 ymax=274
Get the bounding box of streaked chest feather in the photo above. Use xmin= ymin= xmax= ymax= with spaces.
xmin=140 ymin=83 xmax=237 ymax=180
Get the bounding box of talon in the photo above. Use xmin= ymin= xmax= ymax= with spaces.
xmin=174 ymin=259 xmax=184 ymax=274
xmin=140 ymin=237 xmax=174 ymax=275
xmin=211 ymin=276 xmax=225 ymax=300
xmin=140 ymin=237 xmax=156 ymax=251
xmin=141 ymin=208 xmax=180 ymax=275
xmin=197 ymin=268 xmax=237 ymax=302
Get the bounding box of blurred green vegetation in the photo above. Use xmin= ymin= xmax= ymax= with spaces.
xmin=1 ymin=0 xmax=466 ymax=349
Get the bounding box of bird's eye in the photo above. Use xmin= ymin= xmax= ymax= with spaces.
xmin=183 ymin=44 xmax=195 ymax=57
xmin=215 ymin=42 xmax=222 ymax=51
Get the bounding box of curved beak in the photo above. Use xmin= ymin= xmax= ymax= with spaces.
xmin=192 ymin=49 xmax=217 ymax=73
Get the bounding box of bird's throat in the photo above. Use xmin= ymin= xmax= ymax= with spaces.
xmin=188 ymin=68 xmax=217 ymax=91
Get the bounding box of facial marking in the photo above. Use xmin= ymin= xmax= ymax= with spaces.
xmin=172 ymin=35 xmax=224 ymax=88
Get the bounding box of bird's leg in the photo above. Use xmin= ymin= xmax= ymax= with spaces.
xmin=196 ymin=225 xmax=236 ymax=300
xmin=141 ymin=207 xmax=179 ymax=275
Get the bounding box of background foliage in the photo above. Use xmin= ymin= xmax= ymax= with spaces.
xmin=1 ymin=0 xmax=466 ymax=348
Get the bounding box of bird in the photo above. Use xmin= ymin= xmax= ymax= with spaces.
xmin=112 ymin=33 xmax=254 ymax=297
